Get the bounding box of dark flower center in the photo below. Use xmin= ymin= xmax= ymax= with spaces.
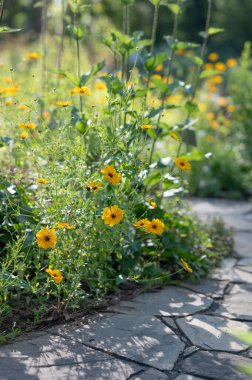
xmin=180 ymin=162 xmax=185 ymax=166
xmin=86 ymin=186 xmax=91 ymax=191
xmin=152 ymin=224 xmax=157 ymax=229
xmin=108 ymin=173 xmax=113 ymax=178
xmin=93 ymin=186 xmax=97 ymax=190
xmin=111 ymin=213 xmax=116 ymax=219
xmin=44 ymin=236 xmax=50 ymax=241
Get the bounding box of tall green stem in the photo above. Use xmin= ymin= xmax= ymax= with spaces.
xmin=0 ymin=0 xmax=5 ymax=24
xmin=57 ymin=0 xmax=65 ymax=75
xmin=150 ymin=4 xmax=159 ymax=55
xmin=74 ymin=12 xmax=83 ymax=112
xmin=41 ymin=0 xmax=48 ymax=114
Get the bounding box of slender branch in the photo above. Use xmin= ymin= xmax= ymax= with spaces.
xmin=57 ymin=0 xmax=65 ymax=74
xmin=41 ymin=0 xmax=48 ymax=114
xmin=150 ymin=4 xmax=159 ymax=55
xmin=0 ymin=0 xmax=5 ymax=25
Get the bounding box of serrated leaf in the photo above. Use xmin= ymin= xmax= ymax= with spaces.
xmin=199 ymin=69 xmax=221 ymax=79
xmin=0 ymin=26 xmax=21 ymax=33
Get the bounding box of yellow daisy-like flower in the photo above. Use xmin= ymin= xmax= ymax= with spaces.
xmin=149 ymin=200 xmax=157 ymax=208
xmin=175 ymin=157 xmax=191 ymax=171
xmin=218 ymin=97 xmax=228 ymax=107
xmin=227 ymin=104 xmax=235 ymax=112
xmin=140 ymin=124 xmax=153 ymax=130
xmin=208 ymin=52 xmax=219 ymax=62
xmin=206 ymin=112 xmax=215 ymax=121
xmin=212 ymin=75 xmax=223 ymax=84
xmin=56 ymin=222 xmax=76 ymax=229
xmin=146 ymin=218 xmax=164 ymax=235
xmin=227 ymin=58 xmax=237 ymax=68
xmin=215 ymin=62 xmax=226 ymax=72
xmin=86 ymin=180 xmax=103 ymax=191
xmin=25 ymin=52 xmax=39 ymax=60
xmin=20 ymin=131 xmax=29 ymax=140
xmin=151 ymin=74 xmax=162 ymax=81
xmin=102 ymin=205 xmax=124 ymax=227
xmin=203 ymin=63 xmax=213 ymax=70
xmin=101 ymin=165 xmax=122 ymax=186
xmin=56 ymin=100 xmax=72 ymax=107
xmin=42 ymin=111 xmax=50 ymax=120
xmin=18 ymin=104 xmax=29 ymax=111
xmin=74 ymin=86 xmax=91 ymax=96
xmin=36 ymin=227 xmax=57 ymax=249
xmin=18 ymin=122 xmax=36 ymax=130
xmin=4 ymin=100 xmax=13 ymax=106
xmin=134 ymin=218 xmax=150 ymax=229
xmin=94 ymin=82 xmax=106 ymax=91
xmin=169 ymin=131 xmax=180 ymax=141
xmin=36 ymin=178 xmax=48 ymax=184
xmin=210 ymin=120 xmax=219 ymax=129
xmin=4 ymin=77 xmax=12 ymax=83
xmin=155 ymin=63 xmax=164 ymax=72
xmin=45 ymin=268 xmax=63 ymax=284
xmin=180 ymin=258 xmax=193 ymax=273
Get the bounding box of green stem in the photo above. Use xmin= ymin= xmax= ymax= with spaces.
xmin=74 ymin=12 xmax=83 ymax=113
xmin=150 ymin=4 xmax=159 ymax=55
xmin=57 ymin=0 xmax=65 ymax=76
xmin=41 ymin=0 xmax=48 ymax=114
xmin=0 ymin=0 xmax=5 ymax=24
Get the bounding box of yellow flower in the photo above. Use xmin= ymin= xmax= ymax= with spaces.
xmin=227 ymin=104 xmax=235 ymax=112
xmin=203 ymin=63 xmax=213 ymax=70
xmin=151 ymin=74 xmax=162 ymax=81
xmin=215 ymin=62 xmax=226 ymax=72
xmin=94 ymin=82 xmax=106 ymax=91
xmin=155 ymin=63 xmax=164 ymax=72
xmin=4 ymin=100 xmax=13 ymax=106
xmin=20 ymin=131 xmax=29 ymax=140
xmin=101 ymin=165 xmax=122 ymax=185
xmin=4 ymin=76 xmax=12 ymax=83
xmin=25 ymin=52 xmax=39 ymax=60
xmin=169 ymin=131 xmax=180 ymax=141
xmin=56 ymin=100 xmax=72 ymax=107
xmin=175 ymin=157 xmax=191 ymax=171
xmin=18 ymin=122 xmax=36 ymax=130
xmin=180 ymin=258 xmax=193 ymax=273
xmin=102 ymin=205 xmax=124 ymax=227
xmin=42 ymin=111 xmax=50 ymax=120
xmin=56 ymin=222 xmax=76 ymax=229
xmin=134 ymin=218 xmax=150 ymax=229
xmin=74 ymin=86 xmax=91 ymax=96
xmin=36 ymin=227 xmax=57 ymax=249
xmin=206 ymin=112 xmax=215 ymax=121
xmin=176 ymin=48 xmax=187 ymax=55
xmin=149 ymin=200 xmax=157 ymax=208
xmin=218 ymin=97 xmax=228 ymax=107
xmin=86 ymin=180 xmax=103 ymax=191
xmin=0 ymin=63 xmax=4 ymax=68
xmin=18 ymin=104 xmax=29 ymax=111
xmin=146 ymin=218 xmax=164 ymax=235
xmin=227 ymin=58 xmax=237 ymax=68
xmin=140 ymin=124 xmax=153 ymax=130
xmin=212 ymin=75 xmax=223 ymax=84
xmin=208 ymin=52 xmax=219 ymax=62
xmin=210 ymin=120 xmax=219 ymax=129
xmin=46 ymin=268 xmax=63 ymax=284
xmin=0 ymin=86 xmax=17 ymax=95
xmin=36 ymin=178 xmax=48 ymax=184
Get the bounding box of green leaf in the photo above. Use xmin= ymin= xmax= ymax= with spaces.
xmin=199 ymin=69 xmax=221 ymax=79
xmin=191 ymin=56 xmax=204 ymax=66
xmin=134 ymin=89 xmax=148 ymax=98
xmin=181 ymin=149 xmax=204 ymax=161
xmin=150 ymin=77 xmax=168 ymax=94
xmin=0 ymin=26 xmax=21 ymax=34
xmin=33 ymin=1 xmax=43 ymax=7
xmin=166 ymin=4 xmax=181 ymax=15
xmin=67 ymin=25 xmax=85 ymax=41
xmin=80 ymin=60 xmax=105 ymax=85
xmin=172 ymin=41 xmax=200 ymax=51
xmin=184 ymin=101 xmax=199 ymax=115
xmin=145 ymin=52 xmax=168 ymax=72
xmin=56 ymin=70 xmax=80 ymax=86
xmin=208 ymin=27 xmax=225 ymax=35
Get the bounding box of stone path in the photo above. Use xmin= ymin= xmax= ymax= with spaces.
xmin=0 ymin=198 xmax=252 ymax=380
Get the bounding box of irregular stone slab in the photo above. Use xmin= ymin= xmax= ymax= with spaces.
xmin=132 ymin=368 xmax=169 ymax=379
xmin=210 ymin=259 xmax=252 ymax=283
xmin=213 ymin=283 xmax=252 ymax=320
xmin=235 ymin=232 xmax=252 ymax=257
xmin=237 ymin=258 xmax=252 ymax=273
xmin=175 ymin=375 xmax=206 ymax=380
xmin=181 ymin=350 xmax=252 ymax=380
xmin=181 ymin=279 xmax=228 ymax=299
xmin=182 ymin=346 xmax=199 ymax=358
xmin=176 ymin=315 xmax=252 ymax=352
xmin=189 ymin=198 xmax=252 ymax=217
xmin=0 ymin=333 xmax=141 ymax=380
xmin=52 ymin=314 xmax=185 ymax=370
xmin=108 ymin=286 xmax=213 ymax=316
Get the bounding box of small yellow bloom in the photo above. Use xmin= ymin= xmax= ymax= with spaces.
xmin=169 ymin=131 xmax=180 ymax=141
xmin=4 ymin=100 xmax=13 ymax=106
xmin=56 ymin=222 xmax=76 ymax=229
xmin=206 ymin=112 xmax=215 ymax=121
xmin=25 ymin=52 xmax=39 ymax=60
xmin=146 ymin=218 xmax=164 ymax=235
xmin=218 ymin=97 xmax=228 ymax=107
xmin=94 ymin=82 xmax=106 ymax=91
xmin=0 ymin=63 xmax=4 ymax=68
xmin=140 ymin=124 xmax=153 ymax=130
xmin=212 ymin=75 xmax=223 ymax=84
xmin=0 ymin=86 xmax=17 ymax=95
xmin=175 ymin=157 xmax=191 ymax=171
xmin=176 ymin=48 xmax=187 ymax=55
xmin=134 ymin=218 xmax=150 ymax=229
xmin=227 ymin=104 xmax=235 ymax=112
xmin=36 ymin=227 xmax=57 ymax=249
xmin=203 ymin=63 xmax=213 ymax=70
xmin=46 ymin=268 xmax=63 ymax=284
xmin=180 ymin=258 xmax=193 ymax=273
xmin=56 ymin=100 xmax=72 ymax=107
xmin=18 ymin=122 xmax=36 ymax=130
xmin=4 ymin=77 xmax=12 ymax=83
xmin=227 ymin=58 xmax=237 ymax=68
xmin=155 ymin=63 xmax=164 ymax=72
xmin=18 ymin=104 xmax=29 ymax=111
xmin=210 ymin=120 xmax=219 ymax=129
xmin=209 ymin=85 xmax=218 ymax=93
xmin=101 ymin=165 xmax=122 ymax=186
xmin=215 ymin=62 xmax=226 ymax=72
xmin=74 ymin=86 xmax=91 ymax=96
xmin=20 ymin=131 xmax=29 ymax=140
xmin=149 ymin=200 xmax=157 ymax=208
xmin=151 ymin=74 xmax=162 ymax=81
xmin=36 ymin=178 xmax=48 ymax=184
xmin=208 ymin=52 xmax=219 ymax=62
xmin=86 ymin=180 xmax=103 ymax=191
xmin=102 ymin=205 xmax=124 ymax=227
xmin=42 ymin=111 xmax=50 ymax=120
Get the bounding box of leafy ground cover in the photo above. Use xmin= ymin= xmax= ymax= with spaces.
xmin=0 ymin=0 xmax=234 ymax=342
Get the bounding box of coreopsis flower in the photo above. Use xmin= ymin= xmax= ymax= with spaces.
xmin=151 ymin=74 xmax=162 ymax=81
xmin=4 ymin=77 xmax=12 ymax=83
xmin=218 ymin=97 xmax=228 ymax=107
xmin=36 ymin=178 xmax=48 ymax=184
xmin=56 ymin=222 xmax=76 ymax=229
xmin=210 ymin=120 xmax=219 ymax=129
xmin=18 ymin=104 xmax=29 ymax=111
xmin=212 ymin=75 xmax=223 ymax=84
xmin=46 ymin=268 xmax=63 ymax=284
xmin=208 ymin=52 xmax=219 ymax=62
xmin=180 ymin=258 xmax=193 ymax=273
xmin=155 ymin=63 xmax=164 ymax=72
xmin=101 ymin=165 xmax=122 ymax=185
xmin=227 ymin=104 xmax=235 ymax=112
xmin=227 ymin=58 xmax=237 ymax=68
xmin=149 ymin=200 xmax=157 ymax=208
xmin=4 ymin=100 xmax=13 ymax=106
xmin=203 ymin=63 xmax=213 ymax=70
xmin=42 ymin=111 xmax=50 ymax=120
xmin=36 ymin=227 xmax=57 ymax=249
xmin=140 ymin=124 xmax=153 ymax=130
xmin=175 ymin=157 xmax=191 ymax=171
xmin=215 ymin=62 xmax=226 ymax=72
xmin=0 ymin=86 xmax=17 ymax=95
xmin=94 ymin=82 xmax=106 ymax=91
xmin=56 ymin=100 xmax=72 ymax=107
xmin=74 ymin=86 xmax=91 ymax=96
xmin=86 ymin=180 xmax=103 ymax=191
xmin=206 ymin=112 xmax=215 ymax=121
xmin=169 ymin=131 xmax=180 ymax=141
xmin=20 ymin=131 xmax=28 ymax=140
xmin=146 ymin=218 xmax=164 ymax=235
xmin=25 ymin=52 xmax=39 ymax=60
xmin=134 ymin=218 xmax=150 ymax=229
xmin=18 ymin=122 xmax=36 ymax=130
xmin=102 ymin=205 xmax=124 ymax=227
